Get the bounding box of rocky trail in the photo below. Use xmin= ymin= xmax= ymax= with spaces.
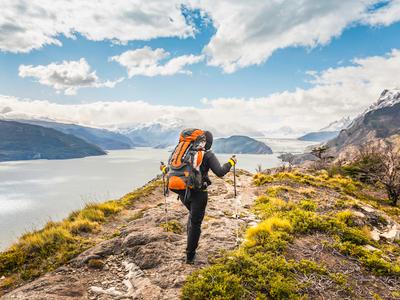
xmin=2 ymin=170 xmax=257 ymax=299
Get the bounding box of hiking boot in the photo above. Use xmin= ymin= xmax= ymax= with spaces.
xmin=186 ymin=252 xmax=196 ymax=264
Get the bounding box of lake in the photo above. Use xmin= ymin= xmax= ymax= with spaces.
xmin=0 ymin=140 xmax=317 ymax=250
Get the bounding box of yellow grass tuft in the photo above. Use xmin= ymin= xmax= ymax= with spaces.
xmin=68 ymin=219 xmax=99 ymax=234
xmin=246 ymin=217 xmax=292 ymax=246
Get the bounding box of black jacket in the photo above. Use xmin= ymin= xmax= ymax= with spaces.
xmin=200 ymin=150 xmax=231 ymax=187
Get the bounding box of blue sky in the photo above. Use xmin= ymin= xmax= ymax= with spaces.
xmin=1 ymin=1 xmax=400 ymax=134
xmin=2 ymin=21 xmax=400 ymax=106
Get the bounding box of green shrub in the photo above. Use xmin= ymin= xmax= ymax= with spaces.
xmin=269 ymin=274 xmax=300 ymax=300
xmin=182 ymin=265 xmax=245 ymax=300
xmin=339 ymin=227 xmax=370 ymax=245
xmin=336 ymin=210 xmax=356 ymax=226
xmin=89 ymin=201 xmax=123 ymax=216
xmin=17 ymin=226 xmax=74 ymax=257
xmin=254 ymin=196 xmax=293 ymax=219
xmin=287 ymin=209 xmax=326 ymax=234
xmin=361 ymin=254 xmax=392 ymax=275
xmin=78 ymin=208 xmax=105 ymax=222
xmin=245 ymin=217 xmax=292 ymax=248
xmin=253 ymin=173 xmax=274 ymax=186
xmin=160 ymin=220 xmax=184 ymax=234
xmin=294 ymin=259 xmax=327 ymax=275
xmin=68 ymin=219 xmax=99 ymax=234
xmin=299 ymin=199 xmax=317 ymax=211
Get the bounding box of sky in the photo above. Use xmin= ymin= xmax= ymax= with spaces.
xmin=1 ymin=0 xmax=400 ymax=136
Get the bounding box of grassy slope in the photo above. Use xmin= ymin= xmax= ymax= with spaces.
xmin=0 ymin=179 xmax=161 ymax=295
xmin=182 ymin=170 xmax=400 ymax=299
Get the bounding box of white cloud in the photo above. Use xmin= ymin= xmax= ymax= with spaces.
xmin=188 ymin=0 xmax=400 ymax=73
xmin=110 ymin=46 xmax=203 ymax=77
xmin=2 ymin=50 xmax=400 ymax=136
xmin=362 ymin=0 xmax=400 ymax=26
xmin=201 ymin=49 xmax=400 ymax=133
xmin=19 ymin=58 xmax=123 ymax=95
xmin=2 ymin=0 xmax=400 ymax=74
xmin=0 ymin=0 xmax=194 ymax=53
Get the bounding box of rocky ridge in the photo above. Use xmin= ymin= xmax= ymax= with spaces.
xmin=1 ymin=171 xmax=258 ymax=299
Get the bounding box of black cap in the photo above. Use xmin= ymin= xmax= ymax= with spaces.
xmin=205 ymin=131 xmax=213 ymax=150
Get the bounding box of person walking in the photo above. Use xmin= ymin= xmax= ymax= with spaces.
xmin=161 ymin=129 xmax=236 ymax=264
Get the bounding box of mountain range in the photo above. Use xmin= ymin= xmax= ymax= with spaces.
xmin=327 ymin=89 xmax=400 ymax=157
xmin=0 ymin=117 xmax=274 ymax=162
xmin=19 ymin=120 xmax=134 ymax=150
xmin=0 ymin=120 xmax=106 ymax=162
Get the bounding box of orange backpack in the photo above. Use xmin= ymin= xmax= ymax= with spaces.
xmin=167 ymin=128 xmax=206 ymax=192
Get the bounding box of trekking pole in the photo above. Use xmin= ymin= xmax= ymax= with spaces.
xmin=232 ymin=155 xmax=240 ymax=245
xmin=233 ymin=155 xmax=237 ymax=198
xmin=160 ymin=161 xmax=168 ymax=225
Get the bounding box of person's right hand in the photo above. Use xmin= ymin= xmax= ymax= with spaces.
xmin=228 ymin=156 xmax=237 ymax=166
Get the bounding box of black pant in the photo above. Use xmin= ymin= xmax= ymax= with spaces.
xmin=179 ymin=189 xmax=208 ymax=255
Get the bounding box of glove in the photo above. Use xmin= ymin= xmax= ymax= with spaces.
xmin=160 ymin=163 xmax=167 ymax=174
xmin=228 ymin=156 xmax=237 ymax=167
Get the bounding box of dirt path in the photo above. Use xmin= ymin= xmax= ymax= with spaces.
xmin=2 ymin=171 xmax=258 ymax=300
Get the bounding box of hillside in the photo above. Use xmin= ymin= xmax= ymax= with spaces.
xmin=19 ymin=120 xmax=133 ymax=150
xmin=0 ymin=120 xmax=106 ymax=162
xmin=327 ymin=89 xmax=400 ymax=157
xmin=213 ymin=135 xmax=273 ymax=154
xmin=1 ymin=168 xmax=399 ymax=299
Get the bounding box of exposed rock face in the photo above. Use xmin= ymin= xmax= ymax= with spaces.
xmin=213 ymin=135 xmax=273 ymax=154
xmin=2 ymin=172 xmax=258 ymax=299
xmin=357 ymin=204 xmax=400 ymax=242
xmin=326 ymin=89 xmax=400 ymax=158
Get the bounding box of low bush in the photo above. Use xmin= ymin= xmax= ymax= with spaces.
xmin=299 ymin=199 xmax=317 ymax=211
xmin=182 ymin=265 xmax=245 ymax=300
xmin=183 ymin=171 xmax=400 ymax=299
xmin=78 ymin=208 xmax=105 ymax=222
xmin=160 ymin=220 xmax=184 ymax=234
xmin=68 ymin=219 xmax=99 ymax=234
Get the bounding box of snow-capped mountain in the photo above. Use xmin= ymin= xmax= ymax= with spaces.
xmin=320 ymin=116 xmax=352 ymax=132
xmin=362 ymin=88 xmax=400 ymax=115
xmin=118 ymin=119 xmax=184 ymax=148
xmin=327 ymin=88 xmax=400 ymax=156
xmin=298 ymin=116 xmax=353 ymax=142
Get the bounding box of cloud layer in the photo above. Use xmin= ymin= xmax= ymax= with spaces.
xmin=3 ymin=50 xmax=400 ymax=136
xmin=191 ymin=0 xmax=400 ymax=72
xmin=19 ymin=58 xmax=123 ymax=95
xmin=2 ymin=1 xmax=400 ymax=73
xmin=0 ymin=0 xmax=194 ymax=53
xmin=110 ymin=46 xmax=203 ymax=77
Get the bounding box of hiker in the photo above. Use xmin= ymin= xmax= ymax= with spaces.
xmin=160 ymin=129 xmax=237 ymax=264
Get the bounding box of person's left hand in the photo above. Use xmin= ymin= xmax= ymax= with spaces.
xmin=228 ymin=155 xmax=237 ymax=166
xmin=160 ymin=163 xmax=167 ymax=174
